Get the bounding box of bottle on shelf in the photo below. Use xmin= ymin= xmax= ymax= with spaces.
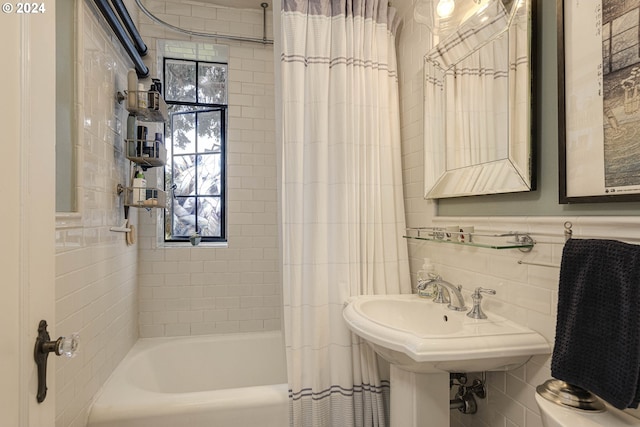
xmin=148 ymin=79 xmax=160 ymax=111
xmin=154 ymin=132 xmax=163 ymax=158
xmin=150 ymin=78 xmax=162 ymax=95
xmin=136 ymin=125 xmax=148 ymax=157
xmin=143 ymin=137 xmax=154 ymax=158
xmin=133 ymin=170 xmax=146 ymax=204
xmin=127 ymin=69 xmax=138 ymax=110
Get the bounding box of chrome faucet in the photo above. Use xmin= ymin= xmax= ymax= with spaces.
xmin=423 ymin=277 xmax=467 ymax=312
xmin=416 ymin=273 xmax=440 ymax=298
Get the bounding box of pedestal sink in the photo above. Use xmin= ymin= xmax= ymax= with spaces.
xmin=343 ymin=294 xmax=550 ymax=426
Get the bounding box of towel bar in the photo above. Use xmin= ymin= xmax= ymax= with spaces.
xmin=517 ymin=260 xmax=560 ymax=269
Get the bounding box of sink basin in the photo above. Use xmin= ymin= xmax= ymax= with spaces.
xmin=343 ymin=294 xmax=550 ymax=373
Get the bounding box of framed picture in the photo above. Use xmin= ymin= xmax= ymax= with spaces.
xmin=558 ymin=1 xmax=640 ymax=203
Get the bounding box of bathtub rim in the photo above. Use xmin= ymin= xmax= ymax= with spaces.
xmin=87 ymin=331 xmax=288 ymax=426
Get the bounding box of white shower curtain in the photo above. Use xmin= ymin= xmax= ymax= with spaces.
xmin=446 ymin=36 xmax=509 ymax=168
xmin=280 ymin=0 xmax=410 ymax=425
xmin=424 ymin=0 xmax=510 ymax=170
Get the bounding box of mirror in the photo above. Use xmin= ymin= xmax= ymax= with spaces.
xmin=423 ymin=0 xmax=533 ymax=199
xmin=56 ymin=0 xmax=77 ymax=212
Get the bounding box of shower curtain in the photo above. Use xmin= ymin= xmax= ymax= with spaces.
xmin=447 ymin=37 xmax=509 ymax=168
xmin=280 ymin=0 xmax=410 ymax=426
xmin=424 ymin=0 xmax=510 ymax=171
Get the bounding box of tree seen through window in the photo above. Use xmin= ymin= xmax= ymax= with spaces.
xmin=164 ymin=58 xmax=227 ymax=241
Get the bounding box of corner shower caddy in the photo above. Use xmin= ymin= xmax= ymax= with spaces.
xmin=403 ymin=227 xmax=535 ymax=252
xmin=116 ymin=88 xmax=168 ymax=209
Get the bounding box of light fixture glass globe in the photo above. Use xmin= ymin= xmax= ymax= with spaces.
xmin=436 ymin=0 xmax=455 ymax=18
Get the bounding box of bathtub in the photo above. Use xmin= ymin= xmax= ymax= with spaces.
xmin=87 ymin=331 xmax=289 ymax=427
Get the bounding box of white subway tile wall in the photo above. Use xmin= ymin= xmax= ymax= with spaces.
xmin=54 ymin=2 xmax=139 ymax=427
xmin=394 ymin=2 xmax=640 ymax=427
xmin=136 ymin=0 xmax=280 ymax=338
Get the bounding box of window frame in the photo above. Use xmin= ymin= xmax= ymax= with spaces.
xmin=163 ymin=57 xmax=228 ymax=243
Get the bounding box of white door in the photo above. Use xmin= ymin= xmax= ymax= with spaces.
xmin=0 ymin=5 xmax=57 ymax=427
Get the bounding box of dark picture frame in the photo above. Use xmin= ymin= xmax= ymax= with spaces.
xmin=558 ymin=0 xmax=640 ymax=203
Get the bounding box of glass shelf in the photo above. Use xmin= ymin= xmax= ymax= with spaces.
xmin=403 ymin=227 xmax=534 ymax=251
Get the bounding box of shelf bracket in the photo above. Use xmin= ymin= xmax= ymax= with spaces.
xmin=110 ymin=220 xmax=132 ymax=233
xmin=513 ymin=233 xmax=534 ymax=253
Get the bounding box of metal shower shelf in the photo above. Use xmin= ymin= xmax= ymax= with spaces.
xmin=117 ymin=90 xmax=168 ymax=122
xmin=117 ymin=184 xmax=167 ymax=209
xmin=125 ymin=139 xmax=166 ymax=169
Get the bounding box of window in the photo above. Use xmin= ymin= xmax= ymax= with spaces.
xmin=163 ymin=58 xmax=228 ymax=242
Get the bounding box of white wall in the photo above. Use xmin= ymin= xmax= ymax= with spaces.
xmin=394 ymin=1 xmax=640 ymax=426
xmin=136 ymin=0 xmax=281 ymax=337
xmin=54 ymin=2 xmax=139 ymax=426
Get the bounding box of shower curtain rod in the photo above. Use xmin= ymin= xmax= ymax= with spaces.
xmin=134 ymin=0 xmax=274 ymax=45
xmin=93 ymin=0 xmax=150 ymax=77
xmin=111 ymin=0 xmax=148 ymax=56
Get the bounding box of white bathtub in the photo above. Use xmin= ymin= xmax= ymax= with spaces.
xmin=87 ymin=331 xmax=289 ymax=427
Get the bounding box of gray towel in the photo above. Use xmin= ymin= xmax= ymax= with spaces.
xmin=551 ymin=238 xmax=640 ymax=409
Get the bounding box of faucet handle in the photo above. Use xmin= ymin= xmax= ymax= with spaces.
xmin=467 ymin=287 xmax=496 ymax=319
xmin=473 ymin=287 xmax=496 ymax=297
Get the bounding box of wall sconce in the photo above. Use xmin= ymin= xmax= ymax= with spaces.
xmin=436 ymin=0 xmax=455 ymax=18
xmin=415 ymin=0 xmax=486 ymax=35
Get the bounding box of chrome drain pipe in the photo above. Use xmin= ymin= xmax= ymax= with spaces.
xmin=449 ymin=373 xmax=486 ymax=414
xmin=450 ymin=392 xmax=478 ymax=414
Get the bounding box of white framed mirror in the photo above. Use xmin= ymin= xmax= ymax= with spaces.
xmin=423 ymin=0 xmax=534 ymax=199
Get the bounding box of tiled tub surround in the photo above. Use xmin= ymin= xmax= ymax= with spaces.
xmin=136 ymin=0 xmax=280 ymax=338
xmin=55 ymin=2 xmax=140 ymax=427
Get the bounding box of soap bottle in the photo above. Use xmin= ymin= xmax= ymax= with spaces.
xmin=417 ymin=258 xmax=437 ymax=297
xmin=133 ymin=170 xmax=146 ymax=204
